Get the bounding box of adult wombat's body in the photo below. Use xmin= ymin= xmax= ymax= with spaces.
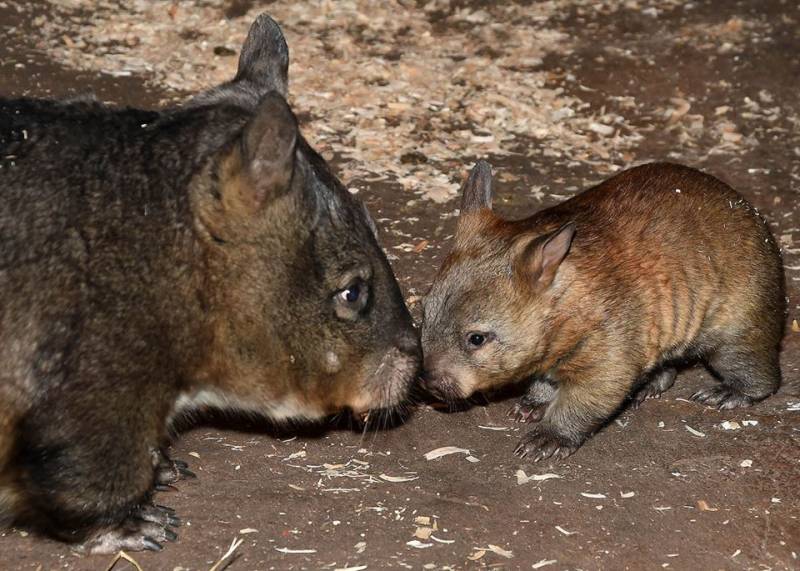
xmin=0 ymin=15 xmax=419 ymax=552
xmin=422 ymin=162 xmax=784 ymax=461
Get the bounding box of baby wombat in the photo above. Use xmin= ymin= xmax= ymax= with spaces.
xmin=0 ymin=15 xmax=419 ymax=553
xmin=421 ymin=161 xmax=784 ymax=461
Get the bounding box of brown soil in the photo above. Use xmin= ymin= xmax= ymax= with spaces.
xmin=1 ymin=1 xmax=798 ymax=570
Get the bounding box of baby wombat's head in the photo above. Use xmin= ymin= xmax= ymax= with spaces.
xmin=421 ymin=162 xmax=575 ymax=401
xmin=189 ymin=15 xmax=419 ymax=422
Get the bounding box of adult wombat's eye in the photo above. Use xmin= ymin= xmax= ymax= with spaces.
xmin=334 ymin=279 xmax=369 ymax=319
xmin=340 ymin=283 xmax=361 ymax=303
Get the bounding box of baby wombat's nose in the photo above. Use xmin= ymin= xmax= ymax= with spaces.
xmin=395 ymin=328 xmax=422 ymax=358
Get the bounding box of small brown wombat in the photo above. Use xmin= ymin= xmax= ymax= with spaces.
xmin=0 ymin=15 xmax=419 ymax=553
xmin=421 ymin=161 xmax=785 ymax=461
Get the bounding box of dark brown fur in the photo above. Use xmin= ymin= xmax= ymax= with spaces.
xmin=421 ymin=161 xmax=785 ymax=461
xmin=0 ymin=15 xmax=419 ymax=552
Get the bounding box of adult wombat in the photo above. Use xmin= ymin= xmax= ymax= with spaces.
xmin=0 ymin=14 xmax=419 ymax=553
xmin=421 ymin=161 xmax=784 ymax=461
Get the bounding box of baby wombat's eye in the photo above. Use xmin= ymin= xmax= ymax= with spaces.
xmin=465 ymin=331 xmax=494 ymax=350
xmin=334 ymin=279 xmax=369 ymax=320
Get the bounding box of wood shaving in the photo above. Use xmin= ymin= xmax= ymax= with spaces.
xmin=274 ymin=547 xmax=317 ymax=554
xmin=685 ymin=425 xmax=706 ymax=438
xmin=697 ymin=500 xmax=718 ymax=512
xmin=28 ymin=0 xmax=647 ymax=206
xmin=516 ymin=470 xmax=562 ymax=485
xmin=379 ymin=473 xmax=419 ymax=482
xmin=424 ymin=446 xmax=471 ymax=460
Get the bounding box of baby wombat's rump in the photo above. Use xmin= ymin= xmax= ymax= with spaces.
xmin=0 ymin=15 xmax=419 ymax=552
xmin=421 ymin=162 xmax=784 ymax=461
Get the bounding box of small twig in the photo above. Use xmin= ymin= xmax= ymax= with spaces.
xmin=208 ymin=537 xmax=244 ymax=571
xmin=104 ymin=551 xmax=144 ymax=571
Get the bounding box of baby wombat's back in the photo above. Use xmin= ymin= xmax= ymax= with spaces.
xmin=548 ymin=162 xmax=784 ymax=364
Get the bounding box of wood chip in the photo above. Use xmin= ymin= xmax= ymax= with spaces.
xmin=406 ymin=540 xmax=433 ymax=549
xmin=468 ymin=549 xmax=486 ymax=561
xmin=379 ymin=473 xmax=419 ymax=483
xmin=516 ymin=470 xmax=562 ymax=485
xmin=485 ymin=544 xmax=514 ymax=558
xmin=274 ymin=547 xmax=317 ymax=554
xmin=580 ymin=492 xmax=607 ymax=499
xmin=685 ymin=425 xmax=706 ymax=438
xmin=424 ymin=446 xmax=471 ymax=460
xmin=413 ymin=239 xmax=429 ymax=253
xmin=697 ymin=500 xmax=718 ymax=512
xmin=532 ymin=560 xmax=558 ymax=569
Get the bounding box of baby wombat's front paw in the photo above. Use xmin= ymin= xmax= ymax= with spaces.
xmin=514 ymin=426 xmax=581 ymax=462
xmin=508 ymin=399 xmax=547 ymax=423
xmin=76 ymin=504 xmax=180 ymax=554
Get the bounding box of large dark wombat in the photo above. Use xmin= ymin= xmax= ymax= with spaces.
xmin=0 ymin=14 xmax=419 ymax=553
xmin=422 ymin=161 xmax=784 ymax=461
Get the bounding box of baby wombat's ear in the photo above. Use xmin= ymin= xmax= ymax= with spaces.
xmin=514 ymin=222 xmax=576 ymax=289
xmin=459 ymin=160 xmax=493 ymax=214
xmin=234 ymin=14 xmax=289 ymax=97
xmin=220 ymin=92 xmax=298 ymax=213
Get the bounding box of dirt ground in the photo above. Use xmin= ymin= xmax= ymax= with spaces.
xmin=1 ymin=0 xmax=799 ymax=569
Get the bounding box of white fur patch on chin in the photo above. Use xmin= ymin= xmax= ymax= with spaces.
xmin=169 ymin=389 xmax=325 ymax=425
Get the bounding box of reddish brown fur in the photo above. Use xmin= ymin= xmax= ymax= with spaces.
xmin=422 ymin=162 xmax=785 ymax=460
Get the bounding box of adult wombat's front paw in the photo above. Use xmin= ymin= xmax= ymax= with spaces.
xmin=514 ymin=426 xmax=580 ymax=462
xmin=153 ymin=448 xmax=197 ymax=489
xmin=76 ymin=504 xmax=180 ymax=554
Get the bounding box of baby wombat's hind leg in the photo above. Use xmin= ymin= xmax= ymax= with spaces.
xmin=692 ymin=344 xmax=781 ymax=409
xmin=631 ymin=367 xmax=677 ymax=408
xmin=509 ymin=379 xmax=556 ymax=423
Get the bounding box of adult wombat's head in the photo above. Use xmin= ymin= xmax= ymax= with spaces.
xmin=188 ymin=15 xmax=419 ymax=422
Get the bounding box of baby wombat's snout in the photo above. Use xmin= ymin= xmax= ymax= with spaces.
xmin=421 ymin=161 xmax=785 ymax=461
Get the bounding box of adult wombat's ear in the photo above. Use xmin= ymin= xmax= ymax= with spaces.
xmin=234 ymin=14 xmax=289 ymax=97
xmin=514 ymin=222 xmax=576 ymax=289
xmin=232 ymin=92 xmax=297 ymax=210
xmin=459 ymin=160 xmax=493 ymax=214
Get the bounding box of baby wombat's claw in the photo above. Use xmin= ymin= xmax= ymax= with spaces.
xmin=690 ymin=386 xmax=755 ymax=410
xmin=631 ymin=387 xmax=661 ymax=409
xmin=514 ymin=427 xmax=579 ymax=462
xmin=508 ymin=401 xmax=547 ymax=423
xmin=76 ymin=504 xmax=180 ymax=554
